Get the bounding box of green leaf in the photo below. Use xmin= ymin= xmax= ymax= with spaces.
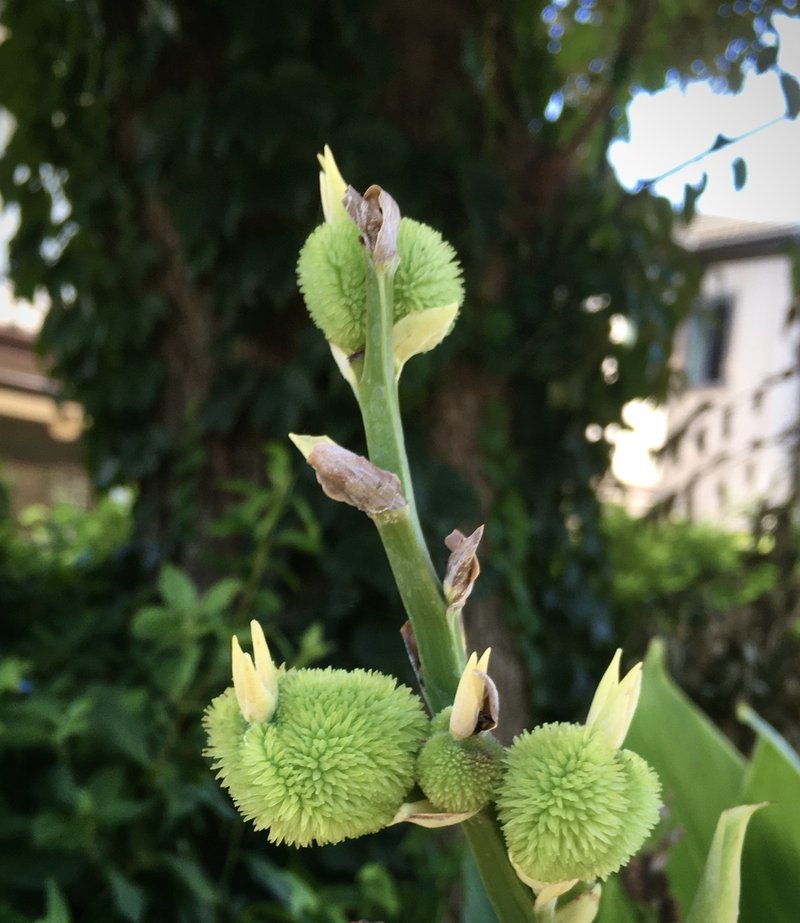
xmin=244 ymin=854 xmax=320 ymax=913
xmin=0 ymin=657 xmax=30 ymax=693
xmin=625 ymin=640 xmax=745 ymax=910
xmin=131 ymin=605 xmax=173 ymax=640
xmin=163 ymin=855 xmax=218 ymax=905
xmin=685 ymin=803 xmax=764 ymax=923
xmin=593 ymin=876 xmax=638 ymax=923
xmin=737 ymin=705 xmax=800 ymax=923
xmin=357 ymin=863 xmax=400 ymax=916
xmin=156 ymin=648 xmax=202 ymax=702
xmin=755 ymin=46 xmax=778 ymax=73
xmin=462 ymin=850 xmax=499 ymax=923
xmin=292 ymin=623 xmax=333 ymax=668
xmin=732 ymin=157 xmax=747 ymax=192
xmin=199 ymin=577 xmax=242 ymax=617
xmin=35 ymin=880 xmax=71 ymax=923
xmin=157 ymin=564 xmax=198 ymax=613
xmin=106 ymin=868 xmax=146 ymax=922
xmin=780 ymin=73 xmax=800 ymax=120
xmin=682 ymin=173 xmax=708 ymax=223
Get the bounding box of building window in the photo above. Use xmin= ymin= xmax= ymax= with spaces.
xmin=722 ymin=406 xmax=732 ymax=439
xmin=695 ymin=428 xmax=706 ymax=454
xmin=684 ymin=297 xmax=732 ymax=386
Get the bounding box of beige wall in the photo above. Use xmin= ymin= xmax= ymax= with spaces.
xmin=658 ymin=252 xmax=798 ymax=526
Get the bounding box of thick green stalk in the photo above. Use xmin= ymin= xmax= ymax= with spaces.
xmin=357 ymin=255 xmax=536 ymax=923
xmin=357 ymin=259 xmax=436 ymax=576
xmin=464 ymin=813 xmax=539 ymax=923
xmin=374 ymin=511 xmax=461 ymax=713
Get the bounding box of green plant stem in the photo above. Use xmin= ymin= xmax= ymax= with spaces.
xmin=358 ymin=254 xmax=536 ymax=923
xmin=357 ymin=259 xmax=436 ymax=575
xmin=374 ymin=511 xmax=462 ymax=712
xmin=464 ymin=812 xmax=539 ymax=923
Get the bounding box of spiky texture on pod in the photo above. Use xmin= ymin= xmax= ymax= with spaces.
xmin=497 ymin=723 xmax=661 ymax=883
xmin=204 ymin=668 xmax=428 ymax=847
xmin=296 ymin=216 xmax=463 ymax=354
xmin=416 ymin=720 xmax=504 ymax=813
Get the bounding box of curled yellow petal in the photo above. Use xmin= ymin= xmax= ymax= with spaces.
xmin=317 ymin=145 xmax=348 ymax=224
xmin=329 ymin=342 xmax=360 ymax=393
xmin=509 ymin=858 xmax=578 ymax=905
xmin=392 ymin=303 xmax=459 ymax=378
xmin=450 ymin=649 xmax=491 ymax=740
xmin=555 ymin=885 xmax=602 ymax=923
xmin=386 ymin=799 xmax=480 ymax=828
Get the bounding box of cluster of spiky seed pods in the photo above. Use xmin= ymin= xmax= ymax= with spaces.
xmin=203 ymin=148 xmax=662 ymax=912
xmin=205 ymin=622 xmax=660 ymax=888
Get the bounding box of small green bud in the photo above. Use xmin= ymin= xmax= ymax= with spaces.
xmin=204 ymin=667 xmax=428 ymax=847
xmin=497 ymin=723 xmax=660 ymax=884
xmin=416 ymin=707 xmax=504 ymax=813
xmin=296 ymin=216 xmax=463 ymax=354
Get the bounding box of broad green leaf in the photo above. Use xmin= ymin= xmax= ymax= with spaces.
xmin=625 ymin=640 xmax=745 ymax=910
xmin=594 ymin=876 xmax=638 ymax=923
xmin=737 ymin=705 xmax=800 ymax=923
xmin=462 ymin=850 xmax=499 ymax=923
xmin=685 ymin=803 xmax=764 ymax=923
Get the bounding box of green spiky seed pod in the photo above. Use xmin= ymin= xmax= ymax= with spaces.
xmin=297 ymin=216 xmax=463 ymax=354
xmin=497 ymin=723 xmax=661 ymax=883
xmin=416 ymin=708 xmax=504 ymax=813
xmin=429 ymin=705 xmax=453 ymax=734
xmin=204 ymin=668 xmax=428 ymax=847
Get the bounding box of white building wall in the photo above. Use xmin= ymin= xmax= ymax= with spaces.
xmin=657 ymin=252 xmax=798 ymax=527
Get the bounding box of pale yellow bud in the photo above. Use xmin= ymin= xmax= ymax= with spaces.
xmin=250 ymin=619 xmax=279 ymax=695
xmin=555 ymin=885 xmax=602 ymax=923
xmin=317 ymin=145 xmax=348 ymax=224
xmin=450 ymin=649 xmax=492 ymax=740
xmin=585 ymin=649 xmax=642 ymax=749
xmin=231 ymin=625 xmax=278 ymax=724
xmin=288 ymin=432 xmax=336 ymax=461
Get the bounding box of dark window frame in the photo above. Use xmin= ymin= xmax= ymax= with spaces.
xmin=684 ymin=295 xmax=733 ymax=387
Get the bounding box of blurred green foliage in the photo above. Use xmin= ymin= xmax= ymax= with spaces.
xmin=0 ymin=454 xmax=461 ymax=922
xmin=603 ymin=505 xmax=778 ymax=639
xmin=15 ymin=492 xmax=134 ymax=568
xmin=1 ymin=1 xmax=799 ymax=919
xmin=3 ymin=0 xmax=792 ymax=718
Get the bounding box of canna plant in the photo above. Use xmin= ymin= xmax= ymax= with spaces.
xmin=204 ymin=148 xmax=766 ymax=922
